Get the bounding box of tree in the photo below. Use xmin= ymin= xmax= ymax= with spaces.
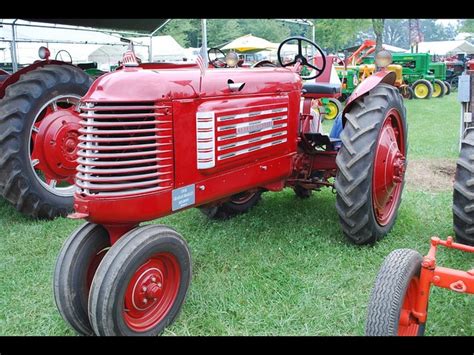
xmin=383 ymin=19 xmax=409 ymax=49
xmin=159 ymin=19 xmax=199 ymax=47
xmin=237 ymin=19 xmax=291 ymax=43
xmin=372 ymin=19 xmax=385 ymax=54
xmin=461 ymin=19 xmax=474 ymax=33
xmin=206 ymin=19 xmax=244 ymax=48
xmin=312 ymin=19 xmax=372 ymax=53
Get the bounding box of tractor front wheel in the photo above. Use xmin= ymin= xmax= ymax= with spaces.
xmin=432 ymin=79 xmax=447 ymax=98
xmin=400 ymin=86 xmax=414 ymax=100
xmin=443 ymin=81 xmax=452 ymax=95
xmin=53 ymin=223 xmax=110 ymax=335
xmin=412 ymin=79 xmax=433 ymax=99
xmin=453 ymin=129 xmax=474 ymax=245
xmin=0 ymin=64 xmax=93 ymax=219
xmin=366 ymin=249 xmax=425 ymax=336
xmin=335 ymin=83 xmax=407 ymax=244
xmin=88 ymin=225 xmax=192 ymax=336
xmin=200 ymin=190 xmax=262 ymax=219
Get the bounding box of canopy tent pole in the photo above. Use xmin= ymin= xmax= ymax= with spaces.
xmin=201 ymin=19 xmax=207 ymax=49
xmin=11 ymin=19 xmax=19 ymax=72
xmin=149 ymin=35 xmax=153 ymax=62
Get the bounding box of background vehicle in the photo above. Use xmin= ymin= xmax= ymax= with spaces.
xmin=53 ymin=37 xmax=408 ymax=336
xmin=0 ymin=18 xmax=169 ymax=219
xmin=0 ymin=47 xmax=94 ymax=218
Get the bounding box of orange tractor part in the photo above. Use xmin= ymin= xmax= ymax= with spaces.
xmin=366 ymin=236 xmax=474 ymax=336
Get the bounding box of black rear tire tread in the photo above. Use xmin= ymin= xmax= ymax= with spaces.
xmin=365 ymin=248 xmax=425 ymax=336
xmin=444 ymin=81 xmax=451 ymax=95
xmin=453 ymin=129 xmax=474 ymax=245
xmin=0 ymin=64 xmax=93 ymax=219
xmin=335 ymin=83 xmax=407 ymax=244
xmin=53 ymin=223 xmax=110 ymax=336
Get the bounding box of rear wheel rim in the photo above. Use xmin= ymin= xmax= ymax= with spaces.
xmin=231 ymin=191 xmax=256 ymax=205
xmin=432 ymin=83 xmax=442 ymax=97
xmin=398 ymin=277 xmax=421 ymax=336
xmin=325 ymin=101 xmax=339 ymax=120
xmin=372 ymin=109 xmax=406 ymax=226
xmin=414 ymin=83 xmax=429 ymax=98
xmin=123 ymin=252 xmax=180 ymax=332
xmin=29 ymin=95 xmax=81 ymax=196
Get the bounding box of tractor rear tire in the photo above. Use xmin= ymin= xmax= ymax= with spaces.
xmin=412 ymin=79 xmax=433 ymax=99
xmin=432 ymin=79 xmax=446 ymax=98
xmin=0 ymin=64 xmax=93 ymax=219
xmin=453 ymin=129 xmax=474 ymax=246
xmin=366 ymin=249 xmax=425 ymax=336
xmin=443 ymin=81 xmax=451 ymax=95
xmin=335 ymin=83 xmax=407 ymax=245
xmin=294 ymin=185 xmax=313 ymax=199
xmin=200 ymin=190 xmax=262 ymax=219
xmin=54 ymin=223 xmax=110 ymax=335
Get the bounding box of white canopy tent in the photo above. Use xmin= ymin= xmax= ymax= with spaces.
xmin=417 ymin=40 xmax=474 ymax=56
xmin=88 ymin=45 xmax=128 ymax=71
xmin=132 ymin=35 xmax=187 ymax=62
xmin=0 ymin=19 xmax=143 ymax=66
xmin=381 ymin=44 xmax=408 ymax=53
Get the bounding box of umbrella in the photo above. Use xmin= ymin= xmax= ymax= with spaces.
xmin=221 ymin=34 xmax=277 ymax=53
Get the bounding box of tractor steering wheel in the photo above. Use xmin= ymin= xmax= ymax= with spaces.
xmin=208 ymin=47 xmax=227 ymax=68
xmin=277 ymin=36 xmax=326 ymax=80
xmin=55 ymin=50 xmax=73 ymax=63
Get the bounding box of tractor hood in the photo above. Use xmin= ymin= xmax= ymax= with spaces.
xmin=82 ymin=65 xmax=302 ymax=103
xmin=82 ymin=66 xmax=202 ymax=103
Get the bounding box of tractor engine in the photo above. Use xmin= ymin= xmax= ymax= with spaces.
xmin=73 ymin=63 xmax=303 ymax=227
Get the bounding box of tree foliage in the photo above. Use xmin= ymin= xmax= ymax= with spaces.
xmin=461 ymin=19 xmax=474 ymax=33
xmin=372 ymin=19 xmax=385 ymax=53
xmin=158 ymin=18 xmax=461 ymax=52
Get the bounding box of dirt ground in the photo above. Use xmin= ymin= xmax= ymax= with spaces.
xmin=404 ymin=158 xmax=457 ymax=192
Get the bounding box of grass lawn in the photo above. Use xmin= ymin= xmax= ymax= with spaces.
xmin=0 ymin=94 xmax=473 ymax=336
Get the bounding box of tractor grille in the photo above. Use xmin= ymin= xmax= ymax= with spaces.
xmin=76 ymin=102 xmax=173 ymax=197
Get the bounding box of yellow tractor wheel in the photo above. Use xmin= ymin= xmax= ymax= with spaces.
xmin=432 ymin=79 xmax=446 ymax=98
xmin=323 ymin=98 xmax=342 ymax=121
xmin=412 ymin=79 xmax=433 ymax=99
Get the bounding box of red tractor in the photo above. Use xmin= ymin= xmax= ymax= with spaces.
xmin=0 ymin=46 xmax=94 ymax=218
xmin=53 ymin=37 xmax=408 ymax=336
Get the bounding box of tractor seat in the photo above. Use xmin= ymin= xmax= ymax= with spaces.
xmin=302 ymin=82 xmax=341 ymax=95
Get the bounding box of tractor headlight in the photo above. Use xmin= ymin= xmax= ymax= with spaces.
xmin=375 ymin=50 xmax=392 ymax=68
xmin=38 ymin=46 xmax=51 ymax=60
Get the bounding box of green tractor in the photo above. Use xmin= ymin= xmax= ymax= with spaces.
xmin=428 ymin=61 xmax=451 ymax=95
xmin=363 ymin=53 xmax=447 ymax=100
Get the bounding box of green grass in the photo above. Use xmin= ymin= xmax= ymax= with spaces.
xmin=0 ymin=94 xmax=472 ymax=336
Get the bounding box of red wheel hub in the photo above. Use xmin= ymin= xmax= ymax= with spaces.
xmin=30 ymin=107 xmax=81 ymax=185
xmin=398 ymin=277 xmax=422 ymax=336
xmin=372 ymin=109 xmax=406 ymax=226
xmin=124 ymin=253 xmax=181 ymax=332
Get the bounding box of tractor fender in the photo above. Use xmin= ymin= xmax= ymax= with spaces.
xmin=341 ymin=70 xmax=397 ymax=125
xmin=0 ymin=60 xmax=77 ymax=99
